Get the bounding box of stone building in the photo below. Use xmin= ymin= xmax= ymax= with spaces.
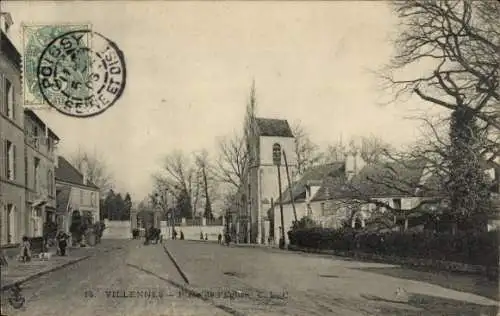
xmin=55 ymin=156 xmax=100 ymax=234
xmin=0 ymin=12 xmax=25 ymax=245
xmin=24 ymin=109 xmax=59 ymax=237
xmin=242 ymin=117 xmax=297 ymax=244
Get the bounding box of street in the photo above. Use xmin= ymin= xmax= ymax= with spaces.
xmin=0 ymin=239 xmax=498 ymax=316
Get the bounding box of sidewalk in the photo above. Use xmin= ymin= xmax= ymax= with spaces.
xmin=0 ymin=241 xmax=121 ymax=291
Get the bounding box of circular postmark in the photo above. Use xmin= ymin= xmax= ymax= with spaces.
xmin=37 ymin=30 xmax=126 ymax=117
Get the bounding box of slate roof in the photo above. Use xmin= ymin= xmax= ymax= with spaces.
xmin=56 ymin=186 xmax=71 ymax=214
xmin=255 ymin=118 xmax=294 ymax=138
xmin=55 ymin=156 xmax=99 ymax=189
xmin=281 ymin=162 xmax=345 ymax=204
xmin=278 ymin=158 xmax=436 ymax=205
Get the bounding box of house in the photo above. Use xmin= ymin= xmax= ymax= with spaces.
xmin=55 ymin=156 xmax=100 ymax=234
xmin=271 ymin=149 xmax=441 ymax=244
xmin=0 ymin=12 xmax=25 ymax=245
xmin=242 ymin=117 xmax=297 ymax=244
xmin=24 ymin=109 xmax=60 ymax=238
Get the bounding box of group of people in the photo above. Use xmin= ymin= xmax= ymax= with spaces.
xmin=217 ymin=232 xmax=232 ymax=246
xmin=19 ymin=231 xmax=70 ymax=262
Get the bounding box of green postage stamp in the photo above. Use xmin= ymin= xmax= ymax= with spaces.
xmin=22 ymin=24 xmax=126 ymax=117
xmin=22 ymin=23 xmax=92 ymax=109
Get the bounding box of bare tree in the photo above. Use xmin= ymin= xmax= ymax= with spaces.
xmin=70 ymin=148 xmax=114 ymax=195
xmin=214 ymin=133 xmax=248 ymax=190
xmin=153 ymin=151 xmax=201 ymax=219
xmin=321 ymin=135 xmax=392 ymax=164
xmin=292 ymin=120 xmax=322 ymax=176
xmin=383 ymin=0 xmax=500 ymax=132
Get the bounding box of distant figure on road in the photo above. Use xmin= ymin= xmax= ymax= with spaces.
xmin=218 ymin=233 xmax=222 ymax=244
xmin=224 ymin=232 xmax=231 ymax=246
xmin=56 ymin=231 xmax=69 ymax=256
xmin=172 ymin=229 xmax=178 ymax=240
xmin=200 ymin=232 xmax=204 ymax=240
xmin=205 ymin=233 xmax=208 ymax=241
xmin=180 ymin=230 xmax=184 ymax=240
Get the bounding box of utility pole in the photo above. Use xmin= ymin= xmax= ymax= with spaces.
xmin=273 ymin=144 xmax=285 ymax=249
xmin=283 ymin=150 xmax=297 ymax=224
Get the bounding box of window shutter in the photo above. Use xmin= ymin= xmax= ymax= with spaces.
xmin=13 ymin=144 xmax=16 ymax=180
xmin=11 ymin=84 xmax=15 ymax=120
xmin=3 ymin=140 xmax=7 ymax=178
xmin=0 ymin=74 xmax=4 ymax=114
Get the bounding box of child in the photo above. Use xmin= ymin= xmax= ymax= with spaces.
xmin=20 ymin=236 xmax=31 ymax=262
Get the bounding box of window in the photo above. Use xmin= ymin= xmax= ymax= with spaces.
xmin=47 ymin=170 xmax=54 ymax=196
xmin=4 ymin=140 xmax=15 ymax=180
xmin=34 ymin=157 xmax=40 ymax=191
xmin=90 ymin=192 xmax=95 ymax=206
xmin=80 ymin=190 xmax=84 ymax=204
xmin=393 ymin=198 xmax=402 ymax=210
xmin=32 ymin=126 xmax=39 ymax=148
xmin=24 ymin=155 xmax=28 ymax=186
xmin=272 ymin=143 xmax=282 ymax=165
xmin=5 ymin=78 xmax=14 ymax=119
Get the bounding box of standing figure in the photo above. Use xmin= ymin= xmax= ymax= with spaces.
xmin=200 ymin=232 xmax=204 ymax=240
xmin=20 ymin=236 xmax=31 ymax=262
xmin=56 ymin=231 xmax=69 ymax=256
xmin=218 ymin=233 xmax=222 ymax=244
xmin=180 ymin=231 xmax=185 ymax=240
xmin=205 ymin=233 xmax=208 ymax=241
xmin=172 ymin=229 xmax=178 ymax=240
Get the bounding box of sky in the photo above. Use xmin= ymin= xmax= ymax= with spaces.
xmin=4 ymin=1 xmax=438 ymax=201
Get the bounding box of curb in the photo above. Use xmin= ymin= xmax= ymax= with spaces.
xmin=0 ymin=255 xmax=91 ymax=291
xmin=287 ymin=245 xmax=499 ymax=278
xmin=162 ymin=244 xmax=190 ymax=284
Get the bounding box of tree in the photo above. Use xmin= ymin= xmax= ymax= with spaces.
xmin=384 ymin=0 xmax=499 ymax=230
xmin=384 ymin=0 xmax=499 ymax=132
xmin=123 ymin=193 xmax=132 ymax=221
xmin=292 ymin=121 xmax=322 ymax=176
xmin=321 ymin=135 xmax=391 ymax=164
xmin=70 ymin=147 xmax=114 ymax=195
xmin=195 ymin=150 xmax=215 ymax=220
xmin=214 ymin=133 xmax=248 ymax=189
xmin=153 ymin=151 xmax=202 ymax=219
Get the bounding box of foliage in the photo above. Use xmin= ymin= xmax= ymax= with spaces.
xmin=291 ymin=216 xmax=320 ymax=230
xmin=70 ymin=147 xmax=114 ymax=195
xmin=103 ymin=190 xmax=133 ymax=221
xmin=289 ymin=227 xmax=498 ymax=266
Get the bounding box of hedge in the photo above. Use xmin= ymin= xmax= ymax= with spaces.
xmin=288 ymin=228 xmax=499 ymax=267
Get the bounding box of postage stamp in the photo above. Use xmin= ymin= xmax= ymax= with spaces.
xmin=23 ymin=25 xmax=126 ymax=117
xmin=22 ymin=24 xmax=91 ymax=109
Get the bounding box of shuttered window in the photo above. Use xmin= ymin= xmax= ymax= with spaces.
xmin=0 ymin=74 xmax=4 ymax=114
xmin=4 ymin=140 xmax=15 ymax=180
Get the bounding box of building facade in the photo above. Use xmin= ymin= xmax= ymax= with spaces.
xmin=0 ymin=13 xmax=25 ymax=246
xmin=242 ymin=117 xmax=297 ymax=244
xmin=55 ymin=156 xmax=100 ymax=234
xmin=24 ymin=110 xmax=59 ymax=237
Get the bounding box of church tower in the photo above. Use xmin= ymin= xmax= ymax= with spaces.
xmin=245 ymin=117 xmax=296 ymax=244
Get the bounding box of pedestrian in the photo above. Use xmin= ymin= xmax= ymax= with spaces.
xmin=200 ymin=232 xmax=204 ymax=240
xmin=205 ymin=233 xmax=208 ymax=241
xmin=180 ymin=231 xmax=184 ymax=240
xmin=218 ymin=233 xmax=222 ymax=244
xmin=172 ymin=229 xmax=178 ymax=240
xmin=20 ymin=236 xmax=31 ymax=262
xmin=56 ymin=231 xmax=69 ymax=256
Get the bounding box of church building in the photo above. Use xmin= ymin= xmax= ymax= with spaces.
xmin=242 ymin=117 xmax=297 ymax=244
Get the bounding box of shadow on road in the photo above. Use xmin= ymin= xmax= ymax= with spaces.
xmin=352 ymin=266 xmax=499 ymax=302
xmin=361 ymin=293 xmax=499 ymax=316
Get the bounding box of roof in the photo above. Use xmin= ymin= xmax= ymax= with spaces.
xmin=255 ymin=118 xmax=294 ymax=138
xmin=1 ymin=29 xmax=21 ymax=69
xmin=24 ymin=109 xmax=60 ymax=141
xmin=281 ymin=162 xmax=345 ymax=204
xmin=278 ymin=158 xmax=437 ymax=206
xmin=56 ymin=186 xmax=71 ymax=214
xmin=55 ymin=156 xmax=99 ymax=189
xmin=347 ymin=158 xmax=429 ymax=198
